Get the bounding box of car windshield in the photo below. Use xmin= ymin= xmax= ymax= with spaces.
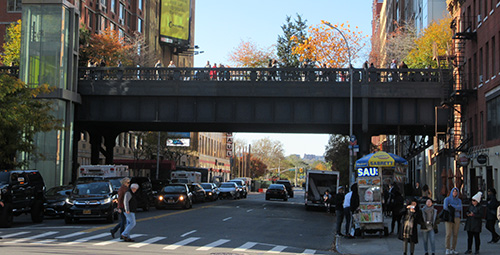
xmin=200 ymin=183 xmax=212 ymax=189
xmin=46 ymin=186 xmax=72 ymax=196
xmin=220 ymin=183 xmax=235 ymax=188
xmin=107 ymin=178 xmax=122 ymax=189
xmin=73 ymin=182 xmax=110 ymax=195
xmin=269 ymin=184 xmax=284 ymax=190
xmin=163 ymin=186 xmax=186 ymax=193
xmin=0 ymin=172 xmax=9 ymax=184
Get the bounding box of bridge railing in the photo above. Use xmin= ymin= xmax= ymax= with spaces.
xmin=0 ymin=66 xmax=19 ymax=77
xmin=78 ymin=67 xmax=445 ymax=84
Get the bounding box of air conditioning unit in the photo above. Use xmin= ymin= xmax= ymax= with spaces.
xmin=478 ymin=14 xmax=481 ymax=23
xmin=479 ymin=75 xmax=483 ymax=83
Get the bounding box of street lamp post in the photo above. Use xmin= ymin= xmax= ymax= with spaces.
xmin=324 ymin=22 xmax=354 ymax=184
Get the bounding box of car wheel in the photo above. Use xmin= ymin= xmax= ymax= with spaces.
xmin=284 ymin=197 xmax=288 ymax=201
xmin=142 ymin=204 xmax=150 ymax=211
xmin=265 ymin=196 xmax=270 ymax=200
xmin=0 ymin=203 xmax=14 ymax=228
xmin=64 ymin=215 xmax=73 ymax=224
xmin=30 ymin=200 xmax=44 ymax=223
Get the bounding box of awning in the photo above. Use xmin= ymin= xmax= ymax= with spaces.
xmin=355 ymin=151 xmax=408 ymax=168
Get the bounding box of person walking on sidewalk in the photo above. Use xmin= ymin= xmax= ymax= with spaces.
xmin=121 ymin=183 xmax=139 ymax=242
xmin=444 ymin=187 xmax=463 ymax=255
xmin=464 ymin=192 xmax=483 ymax=255
xmin=343 ymin=185 xmax=353 ymax=237
xmin=110 ymin=177 xmax=130 ymax=239
xmin=421 ymin=198 xmax=439 ymax=255
xmin=486 ymin=188 xmax=500 ymax=243
xmin=399 ymin=198 xmax=424 ymax=255
xmin=390 ymin=185 xmax=404 ymax=235
xmin=334 ymin=186 xmax=345 ymax=236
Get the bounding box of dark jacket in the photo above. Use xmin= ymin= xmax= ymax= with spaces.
xmin=398 ymin=206 xmax=424 ymax=243
xmin=124 ymin=190 xmax=138 ymax=213
xmin=334 ymin=192 xmax=345 ymax=211
xmin=392 ymin=191 xmax=405 ymax=216
xmin=464 ymin=203 xmax=483 ymax=233
xmin=350 ymin=183 xmax=359 ymax=212
xmin=486 ymin=196 xmax=499 ymax=220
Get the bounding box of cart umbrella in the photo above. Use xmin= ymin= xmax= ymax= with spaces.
xmin=355 ymin=151 xmax=408 ymax=168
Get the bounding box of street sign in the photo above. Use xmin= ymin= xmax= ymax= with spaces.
xmin=226 ymin=151 xmax=233 ymax=157
xmin=350 ymin=135 xmax=356 ymax=142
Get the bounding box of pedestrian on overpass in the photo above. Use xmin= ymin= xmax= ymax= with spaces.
xmin=110 ymin=177 xmax=130 ymax=239
xmin=334 ymin=186 xmax=345 ymax=236
xmin=121 ymin=183 xmax=139 ymax=242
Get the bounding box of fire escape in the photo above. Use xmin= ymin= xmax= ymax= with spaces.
xmin=439 ymin=15 xmax=476 ymax=156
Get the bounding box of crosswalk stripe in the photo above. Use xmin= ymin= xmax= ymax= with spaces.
xmin=2 ymin=231 xmax=30 ymax=238
xmin=129 ymin=236 xmax=166 ymax=248
xmin=302 ymin=249 xmax=316 ymax=254
xmin=233 ymin=241 xmax=258 ymax=251
xmin=56 ymin=232 xmax=86 ymax=239
xmin=94 ymin=234 xmax=144 ymax=246
xmin=196 ymin=239 xmax=230 ymax=251
xmin=64 ymin=232 xmax=110 ymax=245
xmin=163 ymin=237 xmax=200 ymax=250
xmin=267 ymin=245 xmax=287 ymax=253
xmin=34 ymin=239 xmax=57 ymax=244
xmin=5 ymin=231 xmax=58 ymax=244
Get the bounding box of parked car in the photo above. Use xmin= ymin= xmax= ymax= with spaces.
xmin=200 ymin=183 xmax=218 ymax=201
xmin=188 ymin=183 xmax=206 ymax=203
xmin=229 ymin=179 xmax=248 ymax=198
xmin=44 ymin=185 xmax=73 ymax=218
xmin=266 ymin=184 xmax=288 ymax=201
xmin=0 ymin=170 xmax=46 ymax=227
xmin=155 ymin=184 xmax=193 ymax=210
xmin=152 ymin=179 xmax=170 ymax=196
xmin=64 ymin=181 xmax=117 ymax=224
xmin=218 ymin=182 xmax=240 ymax=199
xmin=130 ymin=177 xmax=154 ymax=211
xmin=276 ymin=179 xmax=294 ymax=198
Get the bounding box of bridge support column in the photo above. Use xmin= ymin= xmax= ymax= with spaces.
xmin=89 ymin=132 xmax=102 ymax=165
xmin=360 ymin=132 xmax=371 ymax=156
xmin=102 ymin=132 xmax=119 ymax=165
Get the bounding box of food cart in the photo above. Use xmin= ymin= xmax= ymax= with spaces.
xmin=354 ymin=151 xmax=407 ymax=237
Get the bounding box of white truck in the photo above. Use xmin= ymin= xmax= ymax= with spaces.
xmin=304 ymin=170 xmax=340 ymax=210
xmin=78 ymin=165 xmax=129 ymax=178
xmin=171 ymin=170 xmax=201 ymax=184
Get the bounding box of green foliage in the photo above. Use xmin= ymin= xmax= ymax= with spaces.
xmin=405 ymin=17 xmax=453 ymax=68
xmin=78 ymin=25 xmax=92 ymax=67
xmin=0 ymin=74 xmax=61 ymax=169
xmin=324 ymin=134 xmax=349 ymax=187
xmin=1 ymin=20 xmax=21 ymax=66
xmin=277 ymin=14 xmax=308 ymax=67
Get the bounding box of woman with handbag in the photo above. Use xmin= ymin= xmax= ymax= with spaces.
xmin=421 ymin=199 xmax=439 ymax=255
xmin=464 ymin=192 xmax=484 ymax=255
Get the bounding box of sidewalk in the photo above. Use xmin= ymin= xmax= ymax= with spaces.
xmin=336 ymin=219 xmax=500 ymax=255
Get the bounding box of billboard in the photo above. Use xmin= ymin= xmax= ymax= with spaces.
xmin=160 ymin=0 xmax=191 ymax=45
xmin=167 ymin=138 xmax=191 ymax=147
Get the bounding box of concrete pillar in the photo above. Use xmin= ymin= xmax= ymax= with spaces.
xmin=89 ymin=132 xmax=102 ymax=165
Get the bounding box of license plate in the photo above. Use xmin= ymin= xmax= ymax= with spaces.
xmin=167 ymin=199 xmax=174 ymax=203
xmin=83 ymin=209 xmax=91 ymax=214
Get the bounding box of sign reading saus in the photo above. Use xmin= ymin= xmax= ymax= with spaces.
xmin=357 ymin=167 xmax=379 ymax=177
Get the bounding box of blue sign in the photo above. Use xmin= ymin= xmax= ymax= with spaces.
xmin=357 ymin=167 xmax=379 ymax=177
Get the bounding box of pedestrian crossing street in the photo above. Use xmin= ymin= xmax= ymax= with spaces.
xmin=0 ymin=230 xmax=327 ymax=254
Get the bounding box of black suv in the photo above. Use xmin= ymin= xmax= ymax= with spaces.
xmin=276 ymin=180 xmax=294 ymax=198
xmin=0 ymin=170 xmax=46 ymax=227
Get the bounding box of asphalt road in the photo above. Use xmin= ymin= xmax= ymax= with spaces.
xmin=0 ymin=189 xmax=338 ymax=255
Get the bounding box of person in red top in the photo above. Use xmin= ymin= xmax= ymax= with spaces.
xmin=110 ymin=177 xmax=130 ymax=238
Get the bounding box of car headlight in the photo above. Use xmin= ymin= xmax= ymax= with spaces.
xmin=158 ymin=195 xmax=164 ymax=201
xmin=179 ymin=195 xmax=185 ymax=201
xmin=65 ymin=198 xmax=75 ymax=205
xmin=208 ymin=192 xmax=212 ymax=196
xmin=100 ymin=197 xmax=112 ymax=204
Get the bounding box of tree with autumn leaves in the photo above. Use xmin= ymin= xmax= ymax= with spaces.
xmin=80 ymin=27 xmax=134 ymax=66
xmin=291 ymin=21 xmax=367 ymax=67
xmin=0 ymin=20 xmax=21 ymax=66
xmin=227 ymin=39 xmax=276 ymax=67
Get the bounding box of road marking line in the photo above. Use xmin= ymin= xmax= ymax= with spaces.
xmin=56 ymin=232 xmax=86 ymax=239
xmin=94 ymin=234 xmax=144 ymax=246
xmin=34 ymin=239 xmax=56 ymax=244
xmin=64 ymin=232 xmax=109 ymax=245
xmin=246 ymin=209 xmax=253 ymax=212
xmin=233 ymin=241 xmax=258 ymax=251
xmin=82 ymin=204 xmax=217 ymax=233
xmin=302 ymin=249 xmax=316 ymax=254
xmin=181 ymin=230 xmax=197 ymax=237
xmin=163 ymin=237 xmax=200 ymax=250
xmin=1 ymin=231 xmax=30 ymax=238
xmin=129 ymin=236 xmax=166 ymax=248
xmin=268 ymin=245 xmax=287 ymax=253
xmin=196 ymin=238 xmax=230 ymax=251
xmin=222 ymin=217 xmax=232 ymax=221
xmin=5 ymin=231 xmax=58 ymax=244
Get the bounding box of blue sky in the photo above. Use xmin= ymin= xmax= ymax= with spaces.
xmin=193 ymin=0 xmax=373 ymax=156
